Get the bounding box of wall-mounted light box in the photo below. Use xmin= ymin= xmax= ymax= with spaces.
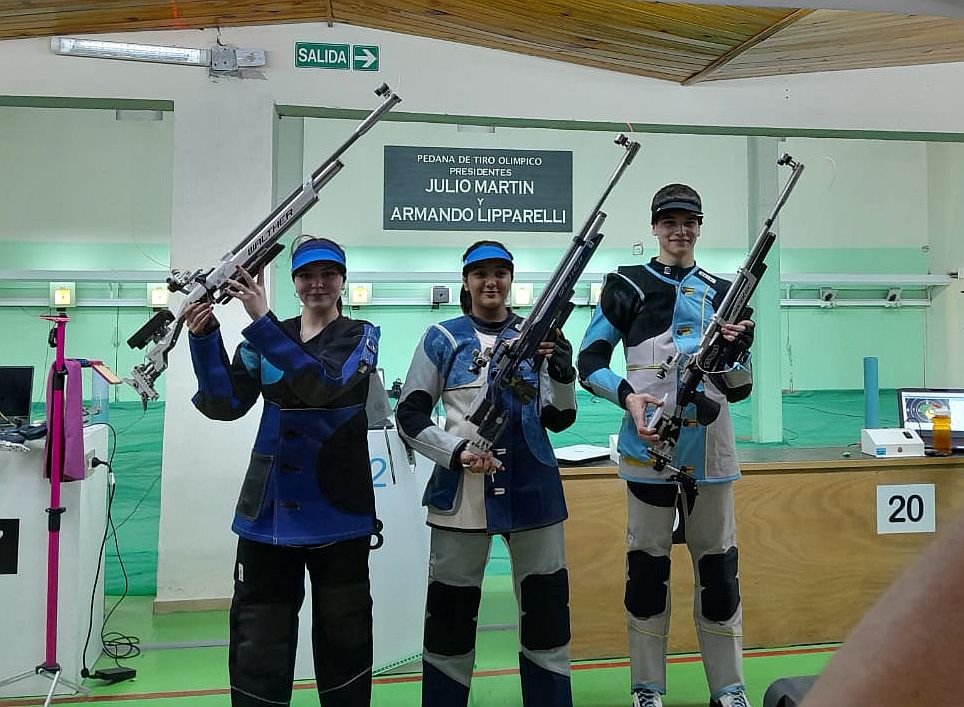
xmin=147 ymin=283 xmax=170 ymax=308
xmin=349 ymin=283 xmax=372 ymax=306
xmin=49 ymin=282 xmax=76 ymax=308
xmin=511 ymin=283 xmax=533 ymax=307
xmin=589 ymin=282 xmax=603 ymax=306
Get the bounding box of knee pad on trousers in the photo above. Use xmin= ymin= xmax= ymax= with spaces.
xmin=624 ymin=550 xmax=671 ymax=619
xmin=424 ymin=581 xmax=482 ymax=656
xmin=519 ymin=568 xmax=571 ymax=651
xmin=230 ymin=601 xmax=298 ymax=702
xmin=698 ymin=547 xmax=740 ymax=622
xmin=312 ymin=580 xmax=373 ymax=689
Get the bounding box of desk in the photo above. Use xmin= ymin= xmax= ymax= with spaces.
xmin=0 ymin=426 xmax=107 ymax=698
xmin=562 ymin=450 xmax=964 ymax=660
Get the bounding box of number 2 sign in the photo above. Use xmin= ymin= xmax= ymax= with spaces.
xmin=876 ymin=484 xmax=936 ymax=535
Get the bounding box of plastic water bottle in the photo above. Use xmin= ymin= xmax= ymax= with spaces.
xmin=89 ymin=372 xmax=110 ymax=424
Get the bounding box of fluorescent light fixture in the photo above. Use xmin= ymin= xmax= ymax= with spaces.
xmin=589 ymin=282 xmax=603 ymax=306
xmin=116 ymin=109 xmax=164 ymax=121
xmin=50 ymin=37 xmax=265 ymax=72
xmin=50 ymin=282 xmax=76 ymax=308
xmin=456 ymin=124 xmax=496 ymax=134
xmin=147 ymin=283 xmax=170 ymax=308
xmin=349 ymin=283 xmax=372 ymax=306
xmin=511 ymin=283 xmax=533 ymax=307
xmin=51 ymin=37 xmax=209 ymax=66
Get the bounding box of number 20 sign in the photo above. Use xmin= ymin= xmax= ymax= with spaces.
xmin=876 ymin=484 xmax=936 ymax=535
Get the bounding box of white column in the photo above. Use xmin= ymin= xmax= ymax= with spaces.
xmin=925 ymin=142 xmax=964 ymax=387
xmin=747 ymin=137 xmax=784 ymax=442
xmin=155 ymin=86 xmax=276 ymax=603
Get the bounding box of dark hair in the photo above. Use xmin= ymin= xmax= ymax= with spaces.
xmin=459 ymin=240 xmax=514 ymax=313
xmin=291 ymin=235 xmax=345 ymax=314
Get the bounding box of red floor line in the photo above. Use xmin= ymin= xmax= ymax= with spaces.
xmin=0 ymin=645 xmax=837 ymax=705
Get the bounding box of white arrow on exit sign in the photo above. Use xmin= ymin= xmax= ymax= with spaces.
xmin=352 ymin=45 xmax=379 ymax=71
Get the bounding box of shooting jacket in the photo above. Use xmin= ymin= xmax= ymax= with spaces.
xmin=189 ymin=312 xmax=380 ymax=545
xmin=396 ymin=312 xmax=576 ymax=534
xmin=578 ymin=259 xmax=752 ymax=485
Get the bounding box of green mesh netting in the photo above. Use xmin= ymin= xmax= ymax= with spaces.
xmin=102 ymin=390 xmax=892 ymax=592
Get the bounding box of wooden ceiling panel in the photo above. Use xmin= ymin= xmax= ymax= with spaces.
xmin=2 ymin=1 xmax=964 ymax=84
xmin=329 ymin=0 xmax=798 ymax=80
xmin=711 ymin=10 xmax=964 ymax=80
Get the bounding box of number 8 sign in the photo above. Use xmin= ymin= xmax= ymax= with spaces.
xmin=876 ymin=484 xmax=936 ymax=535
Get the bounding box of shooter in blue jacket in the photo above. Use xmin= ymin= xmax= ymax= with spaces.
xmin=184 ymin=236 xmax=383 ymax=707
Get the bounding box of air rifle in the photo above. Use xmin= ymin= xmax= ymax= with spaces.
xmin=464 ymin=134 xmax=641 ymax=466
xmin=125 ymin=84 xmax=401 ymax=407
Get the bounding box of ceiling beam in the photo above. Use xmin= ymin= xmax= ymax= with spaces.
xmin=681 ymin=8 xmax=814 ymax=85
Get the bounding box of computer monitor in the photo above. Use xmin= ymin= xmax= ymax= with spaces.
xmin=896 ymin=388 xmax=964 ymax=446
xmin=0 ymin=366 xmax=33 ymax=425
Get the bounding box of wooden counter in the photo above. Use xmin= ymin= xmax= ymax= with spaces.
xmin=561 ymin=450 xmax=964 ymax=660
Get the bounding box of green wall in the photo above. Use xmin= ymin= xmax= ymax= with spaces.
xmin=0 ymin=241 xmax=169 ymax=403
xmin=0 ymin=244 xmax=930 ymax=403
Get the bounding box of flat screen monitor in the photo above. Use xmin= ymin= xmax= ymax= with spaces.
xmin=896 ymin=388 xmax=964 ymax=446
xmin=0 ymin=366 xmax=33 ymax=424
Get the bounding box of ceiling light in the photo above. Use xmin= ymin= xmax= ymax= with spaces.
xmin=51 ymin=37 xmax=209 ymax=65
xmin=50 ymin=37 xmax=265 ymax=73
xmin=116 ymin=109 xmax=164 ymax=121
xmin=456 ymin=124 xmax=496 ymax=134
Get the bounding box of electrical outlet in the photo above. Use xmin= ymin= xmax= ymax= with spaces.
xmin=632 ymin=242 xmax=644 ymax=257
xmin=84 ymin=449 xmax=95 ymax=477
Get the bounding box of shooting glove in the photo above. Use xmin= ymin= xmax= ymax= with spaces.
xmin=547 ymin=333 xmax=577 ymax=384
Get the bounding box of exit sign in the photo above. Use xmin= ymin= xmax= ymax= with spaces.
xmin=295 ymin=43 xmax=350 ymax=70
xmin=295 ymin=42 xmax=380 ymax=71
xmin=352 ymin=45 xmax=379 ymax=71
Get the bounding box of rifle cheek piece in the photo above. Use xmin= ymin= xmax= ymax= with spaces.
xmin=126 ymin=309 xmax=175 ymax=350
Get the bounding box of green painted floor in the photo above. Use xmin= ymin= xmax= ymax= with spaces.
xmin=12 ymin=392 xmax=861 ymax=704
xmin=0 ymin=578 xmax=834 ymax=706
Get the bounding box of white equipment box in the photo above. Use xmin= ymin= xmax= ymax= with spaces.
xmin=860 ymin=428 xmax=925 ymax=458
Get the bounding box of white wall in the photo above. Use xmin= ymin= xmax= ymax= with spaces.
xmin=3 ymin=21 xmax=964 ymax=601
xmin=781 ymin=137 xmax=928 ymax=249
xmin=0 ymin=106 xmax=172 ymax=243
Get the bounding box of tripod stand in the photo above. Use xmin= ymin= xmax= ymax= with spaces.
xmin=0 ymin=314 xmax=89 ymax=703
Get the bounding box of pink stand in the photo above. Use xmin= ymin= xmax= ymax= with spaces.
xmin=0 ymin=314 xmax=89 ymax=703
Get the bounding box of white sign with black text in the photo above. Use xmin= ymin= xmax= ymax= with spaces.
xmin=876 ymin=483 xmax=936 ymax=535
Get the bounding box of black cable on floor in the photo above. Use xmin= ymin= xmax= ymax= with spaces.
xmin=79 ymin=423 xmax=140 ymax=681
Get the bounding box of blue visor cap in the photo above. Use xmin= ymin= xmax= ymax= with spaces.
xmin=462 ymin=244 xmax=514 ymax=270
xmin=291 ymin=241 xmax=347 ymax=274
